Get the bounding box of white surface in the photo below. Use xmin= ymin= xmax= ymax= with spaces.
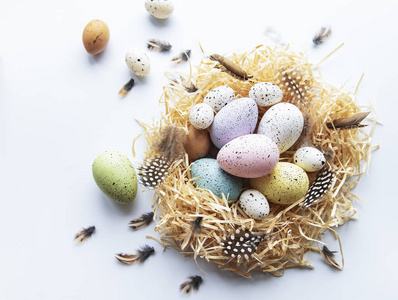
xmin=1 ymin=0 xmax=397 ymax=299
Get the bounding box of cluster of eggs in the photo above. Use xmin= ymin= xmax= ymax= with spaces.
xmin=189 ymin=83 xmax=326 ymax=220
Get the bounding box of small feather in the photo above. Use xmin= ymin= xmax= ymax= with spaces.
xmin=115 ymin=245 xmax=155 ymax=265
xmin=210 ymin=53 xmax=252 ymax=80
xmin=302 ymin=167 xmax=334 ymax=208
xmin=171 ymin=50 xmax=191 ymax=64
xmin=154 ymin=125 xmax=187 ymax=162
xmin=179 ymin=275 xmax=203 ymax=294
xmin=313 ymin=27 xmax=332 ymax=45
xmin=118 ymin=78 xmax=135 ymax=97
xmin=138 ymin=157 xmax=171 ymax=189
xmin=221 ymin=228 xmax=266 ymax=263
xmin=322 ymin=246 xmax=341 ymax=269
xmin=128 ymin=212 xmax=154 ymax=230
xmin=191 ymin=217 xmax=203 ymax=234
xmin=327 ymin=112 xmax=370 ymax=129
xmin=74 ymin=226 xmax=95 ymax=243
xmin=147 ymin=39 xmax=172 ymax=52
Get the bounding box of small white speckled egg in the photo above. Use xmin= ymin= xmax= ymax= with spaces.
xmin=239 ymin=189 xmax=270 ymax=220
xmin=189 ymin=103 xmax=214 ymax=130
xmin=294 ymin=147 xmax=326 ymax=172
xmin=203 ymin=85 xmax=235 ymax=112
xmin=257 ymin=103 xmax=304 ymax=153
xmin=125 ymin=49 xmax=151 ymax=77
xmin=145 ymin=0 xmax=174 ymax=19
xmin=249 ymin=82 xmax=283 ymax=107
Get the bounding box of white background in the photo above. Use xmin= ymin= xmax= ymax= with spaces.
xmin=1 ymin=0 xmax=398 ymax=299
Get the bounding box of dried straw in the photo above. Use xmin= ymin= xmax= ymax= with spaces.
xmin=138 ymin=45 xmax=376 ymax=277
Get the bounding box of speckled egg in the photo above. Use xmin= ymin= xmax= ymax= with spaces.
xmin=294 ymin=147 xmax=326 ymax=172
xmin=82 ymin=20 xmax=110 ymax=55
xmin=189 ymin=103 xmax=214 ymax=130
xmin=249 ymin=82 xmax=283 ymax=107
xmin=210 ymin=97 xmax=258 ymax=149
xmin=203 ymin=85 xmax=235 ymax=112
xmin=92 ymin=150 xmax=138 ymax=204
xmin=125 ymin=49 xmax=151 ymax=77
xmin=190 ymin=158 xmax=242 ymax=201
xmin=257 ymin=103 xmax=304 ymax=153
xmin=250 ymin=162 xmax=309 ymax=205
xmin=217 ymin=134 xmax=279 ymax=178
xmin=145 ymin=0 xmax=174 ymax=19
xmin=238 ymin=189 xmax=270 ymax=220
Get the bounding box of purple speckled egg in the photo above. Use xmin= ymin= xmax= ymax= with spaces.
xmin=217 ymin=134 xmax=279 ymax=178
xmin=210 ymin=97 xmax=258 ymax=149
xmin=257 ymin=103 xmax=304 ymax=153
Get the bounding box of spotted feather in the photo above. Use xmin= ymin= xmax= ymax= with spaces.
xmin=220 ymin=228 xmax=265 ymax=263
xmin=138 ymin=157 xmax=170 ymax=189
xmin=302 ymin=167 xmax=334 ymax=208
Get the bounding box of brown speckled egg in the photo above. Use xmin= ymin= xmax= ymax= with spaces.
xmin=250 ymin=162 xmax=309 ymax=205
xmin=82 ymin=20 xmax=110 ymax=55
xmin=184 ymin=125 xmax=211 ymax=162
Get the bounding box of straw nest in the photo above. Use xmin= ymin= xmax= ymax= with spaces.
xmin=138 ymin=45 xmax=375 ymax=277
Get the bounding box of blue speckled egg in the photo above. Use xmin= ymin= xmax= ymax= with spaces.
xmin=190 ymin=158 xmax=242 ymax=201
xmin=249 ymin=82 xmax=283 ymax=107
xmin=203 ymin=85 xmax=235 ymax=112
xmin=210 ymin=97 xmax=258 ymax=149
xmin=257 ymin=103 xmax=304 ymax=153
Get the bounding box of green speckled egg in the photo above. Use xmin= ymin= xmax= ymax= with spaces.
xmin=250 ymin=162 xmax=309 ymax=205
xmin=92 ymin=150 xmax=137 ymax=204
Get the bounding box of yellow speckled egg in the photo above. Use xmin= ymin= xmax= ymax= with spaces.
xmin=249 ymin=162 xmax=309 ymax=205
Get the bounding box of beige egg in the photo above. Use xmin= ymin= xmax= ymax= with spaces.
xmin=184 ymin=125 xmax=211 ymax=162
xmin=82 ymin=20 xmax=110 ymax=55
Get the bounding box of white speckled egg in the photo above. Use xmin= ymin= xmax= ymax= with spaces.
xmin=203 ymin=85 xmax=235 ymax=112
xmin=217 ymin=134 xmax=279 ymax=178
xmin=238 ymin=189 xmax=270 ymax=220
xmin=125 ymin=49 xmax=151 ymax=77
xmin=189 ymin=103 xmax=214 ymax=130
xmin=210 ymin=97 xmax=258 ymax=149
xmin=257 ymin=103 xmax=304 ymax=153
xmin=145 ymin=0 xmax=174 ymax=19
xmin=250 ymin=162 xmax=309 ymax=205
xmin=190 ymin=158 xmax=243 ymax=201
xmin=249 ymin=82 xmax=283 ymax=107
xmin=294 ymin=147 xmax=326 ymax=172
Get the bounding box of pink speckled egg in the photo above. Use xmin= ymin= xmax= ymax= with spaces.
xmin=217 ymin=134 xmax=279 ymax=178
xmin=210 ymin=98 xmax=258 ymax=149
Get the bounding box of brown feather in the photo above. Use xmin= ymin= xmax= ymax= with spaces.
xmin=210 ymin=54 xmax=252 ymax=80
xmin=327 ymin=112 xmax=370 ymax=129
xmin=153 ymin=125 xmax=187 ymax=162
